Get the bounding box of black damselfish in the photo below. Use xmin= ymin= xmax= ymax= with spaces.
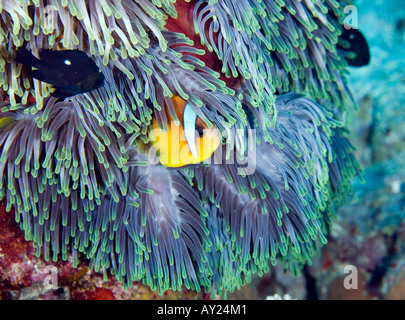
xmin=16 ymin=48 xmax=105 ymax=98
xmin=338 ymin=28 xmax=371 ymax=67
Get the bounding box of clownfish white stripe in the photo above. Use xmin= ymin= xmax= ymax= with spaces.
xmin=183 ymin=103 xmax=199 ymax=158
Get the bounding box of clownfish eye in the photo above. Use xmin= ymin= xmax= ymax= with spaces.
xmin=196 ymin=126 xmax=205 ymax=137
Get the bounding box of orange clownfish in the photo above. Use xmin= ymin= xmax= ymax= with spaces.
xmin=150 ymin=95 xmax=221 ymax=167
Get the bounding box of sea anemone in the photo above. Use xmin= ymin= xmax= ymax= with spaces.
xmin=192 ymin=93 xmax=360 ymax=293
xmin=0 ymin=0 xmax=361 ymax=296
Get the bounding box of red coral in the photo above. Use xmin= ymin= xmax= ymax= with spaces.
xmin=0 ymin=201 xmax=38 ymax=298
xmin=72 ymin=287 xmax=116 ymax=300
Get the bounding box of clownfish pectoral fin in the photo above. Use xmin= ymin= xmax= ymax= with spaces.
xmin=183 ymin=103 xmax=199 ymax=158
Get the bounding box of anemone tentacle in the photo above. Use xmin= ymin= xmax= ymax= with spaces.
xmin=86 ymin=153 xmax=212 ymax=294
xmin=192 ymin=0 xmax=353 ymax=136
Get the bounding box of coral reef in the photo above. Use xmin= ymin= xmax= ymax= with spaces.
xmin=347 ymin=0 xmax=405 ymax=167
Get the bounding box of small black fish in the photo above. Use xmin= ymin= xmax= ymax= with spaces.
xmin=16 ymin=48 xmax=105 ymax=98
xmin=337 ymin=28 xmax=371 ymax=67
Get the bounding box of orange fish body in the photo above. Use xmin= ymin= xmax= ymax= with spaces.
xmin=150 ymin=95 xmax=220 ymax=167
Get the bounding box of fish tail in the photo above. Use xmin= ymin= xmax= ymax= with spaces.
xmin=16 ymin=47 xmax=41 ymax=68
